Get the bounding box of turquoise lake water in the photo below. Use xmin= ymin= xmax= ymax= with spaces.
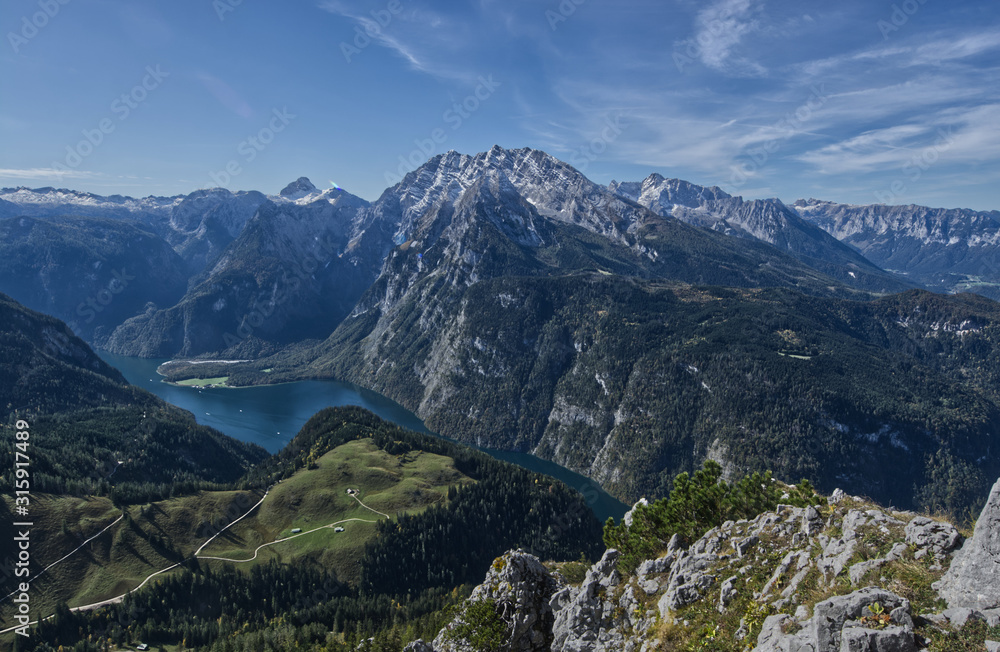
xmin=99 ymin=352 xmax=628 ymax=523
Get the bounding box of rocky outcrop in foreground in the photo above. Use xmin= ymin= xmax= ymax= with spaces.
xmin=432 ymin=552 xmax=562 ymax=651
xmin=406 ymin=479 xmax=1000 ymax=652
xmin=935 ymin=478 xmax=1000 ymax=612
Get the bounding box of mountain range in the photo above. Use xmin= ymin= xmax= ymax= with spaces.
xmin=794 ymin=198 xmax=1000 ymax=299
xmin=4 ymin=146 xmax=1000 ymax=513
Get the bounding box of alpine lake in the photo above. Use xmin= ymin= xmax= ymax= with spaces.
xmin=99 ymin=352 xmax=628 ymax=523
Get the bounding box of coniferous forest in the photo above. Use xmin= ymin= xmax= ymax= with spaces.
xmin=11 ymin=407 xmax=603 ymax=652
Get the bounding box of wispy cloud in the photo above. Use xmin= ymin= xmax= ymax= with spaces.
xmin=318 ymin=1 xmax=491 ymax=82
xmin=796 ymin=125 xmax=932 ymax=174
xmin=796 ymin=104 xmax=1000 ymax=175
xmin=0 ymin=168 xmax=103 ymax=181
xmin=686 ymin=0 xmax=766 ymax=77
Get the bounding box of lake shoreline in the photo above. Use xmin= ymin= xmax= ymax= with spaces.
xmin=98 ymin=351 xmax=629 ymax=523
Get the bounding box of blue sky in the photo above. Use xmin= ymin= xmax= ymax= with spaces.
xmin=1 ymin=0 xmax=998 ymax=210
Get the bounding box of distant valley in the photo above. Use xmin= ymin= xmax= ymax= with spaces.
xmin=4 ymin=146 xmax=1000 ymax=516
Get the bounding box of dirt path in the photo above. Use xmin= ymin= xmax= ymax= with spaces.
xmin=1 ymin=486 xmax=393 ymax=635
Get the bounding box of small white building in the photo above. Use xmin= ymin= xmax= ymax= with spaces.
xmin=334 ymin=527 xmax=345 ymax=533
xmin=291 ymin=528 xmax=302 ymax=534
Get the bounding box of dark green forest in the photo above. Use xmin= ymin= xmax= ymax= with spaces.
xmin=0 ymin=292 xmax=268 ymax=504
xmin=12 ymin=407 xmax=603 ymax=652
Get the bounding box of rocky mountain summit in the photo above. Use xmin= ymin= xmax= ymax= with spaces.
xmin=403 ymin=477 xmax=1000 ymax=652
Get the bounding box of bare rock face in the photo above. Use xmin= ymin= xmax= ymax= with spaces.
xmin=549 ymin=549 xmax=659 ymax=652
xmin=434 ymin=550 xmax=563 ymax=652
xmin=904 ymin=516 xmax=962 ymax=558
xmin=935 ymin=476 xmax=1000 ymax=610
xmin=416 ymin=484 xmax=980 ymax=652
xmin=752 ymin=587 xmax=916 ymax=652
xmin=401 ymin=641 xmax=434 ymax=652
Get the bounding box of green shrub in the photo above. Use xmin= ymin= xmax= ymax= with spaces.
xmin=604 ymin=461 xmax=823 ymax=572
xmin=441 ymin=599 xmax=512 ymax=652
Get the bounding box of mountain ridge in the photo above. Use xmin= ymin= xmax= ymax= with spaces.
xmin=794 ymin=198 xmax=1000 ymax=299
xmin=610 ymin=173 xmax=911 ymax=294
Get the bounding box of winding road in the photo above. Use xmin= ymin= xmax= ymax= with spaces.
xmin=197 ymin=517 xmax=380 ymax=563
xmin=1 ymin=487 xmax=390 ymax=635
xmin=0 ymin=514 xmax=125 ymax=605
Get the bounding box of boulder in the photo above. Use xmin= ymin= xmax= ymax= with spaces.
xmin=623 ymin=498 xmax=648 ymax=527
xmin=838 ymin=623 xmax=915 ymax=652
xmin=551 ymin=549 xmax=655 ymax=652
xmin=636 ymin=552 xmax=675 ymax=596
xmin=434 ymin=550 xmax=562 ymax=652
xmin=934 ymin=476 xmax=1000 ymax=610
xmin=402 ymin=641 xmax=434 ymax=652
xmin=938 ymin=607 xmax=985 ymax=628
xmin=904 ymin=516 xmax=962 ymax=556
xmin=751 ymin=587 xmax=916 ymax=652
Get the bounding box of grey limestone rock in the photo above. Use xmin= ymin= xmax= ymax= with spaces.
xmin=934 ymin=476 xmax=1000 ymax=610
xmin=636 ymin=552 xmax=675 ymax=596
xmin=904 ymin=516 xmax=962 ymax=556
xmin=802 ymin=505 xmax=824 ymax=536
xmin=718 ymin=575 xmax=739 ymax=613
xmin=751 ymin=587 xmax=916 ymax=652
xmin=434 ymin=550 xmax=562 ymax=652
xmin=938 ymin=607 xmax=985 ymax=628
xmin=550 ymin=549 xmax=656 ymax=652
xmin=735 ymin=534 xmax=760 ymax=558
xmin=848 ymin=559 xmax=886 ymax=586
xmin=657 ymin=551 xmax=719 ymax=615
xmin=838 ymin=623 xmax=915 ymax=652
xmin=623 ymin=498 xmax=648 ymax=527
xmin=402 ymin=641 xmax=434 ymax=652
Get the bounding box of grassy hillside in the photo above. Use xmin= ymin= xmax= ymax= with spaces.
xmin=196 ymin=438 xmax=475 ymax=584
xmin=1 ymin=408 xmax=603 ymax=651
xmin=0 ymin=438 xmax=469 ymax=625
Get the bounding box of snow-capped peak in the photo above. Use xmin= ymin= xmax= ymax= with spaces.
xmin=279 ymin=177 xmax=319 ymax=200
